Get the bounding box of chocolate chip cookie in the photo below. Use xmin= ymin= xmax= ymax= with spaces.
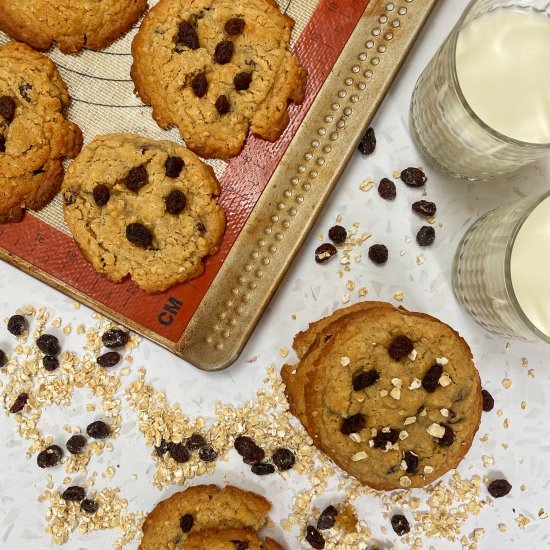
xmin=0 ymin=41 xmax=82 ymax=224
xmin=62 ymin=134 xmax=225 ymax=293
xmin=131 ymin=0 xmax=307 ymax=160
xmin=283 ymin=303 xmax=482 ymax=490
xmin=0 ymin=0 xmax=148 ymax=53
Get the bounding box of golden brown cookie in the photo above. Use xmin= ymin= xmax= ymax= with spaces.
xmin=62 ymin=133 xmax=225 ymax=293
xmin=0 ymin=0 xmax=148 ymax=53
xmin=131 ymin=0 xmax=307 ymax=160
xmin=0 ymin=41 xmax=82 ymax=224
xmin=183 ymin=528 xmax=284 ymax=550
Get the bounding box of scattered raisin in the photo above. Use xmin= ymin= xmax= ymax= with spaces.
xmin=97 ymin=351 xmax=121 ymax=368
xmin=400 ymin=167 xmax=427 ymax=187
xmin=328 ymin=225 xmax=347 ymax=244
xmin=125 ymin=165 xmax=148 ymax=192
xmin=315 ymin=243 xmax=337 ymax=263
xmin=421 ymin=364 xmax=443 ymax=393
xmin=62 ymin=486 xmax=86 ymax=502
xmin=340 ymin=413 xmax=365 ymax=435
xmin=186 ymin=433 xmax=207 ymax=450
xmin=357 ymin=127 xmax=376 ymax=156
xmin=165 ymin=190 xmax=187 ymax=215
xmin=102 ymin=329 xmax=130 ymax=349
xmin=352 ymin=369 xmax=380 ymax=391
xmin=378 ymin=178 xmax=396 ymax=200
xmin=412 ymin=200 xmax=436 ymax=217
xmin=305 ymin=525 xmax=325 ymax=549
xmin=368 ymin=244 xmax=388 ymax=264
xmin=0 ymin=350 xmax=7 ymax=367
xmin=403 ymin=451 xmax=419 ymax=474
xmin=93 ymin=184 xmax=110 ymax=206
xmin=126 ymin=223 xmax=153 ymax=248
xmin=215 ymin=95 xmax=230 ymax=115
xmin=372 ymin=428 xmax=399 ymax=449
xmin=176 ymin=21 xmax=199 ymax=50
xmin=19 ymin=83 xmax=32 ymax=102
xmin=66 ymin=434 xmax=86 ymax=454
xmin=180 ymin=513 xmax=194 ymax=532
xmin=391 ymin=514 xmax=410 ymax=536
xmin=154 ymin=438 xmax=170 ymax=456
xmin=234 ymin=72 xmax=252 ymax=91
xmin=214 ymin=40 xmax=234 ymax=64
xmin=0 ymin=96 xmax=16 ymax=122
xmin=80 ymin=499 xmax=99 ymax=514
xmin=317 ymin=505 xmax=338 ymax=530
xmin=37 ymin=445 xmax=63 ymax=468
xmin=36 ymin=334 xmax=60 ymax=355
xmin=86 ymin=420 xmax=110 ymax=439
xmin=437 ymin=425 xmax=455 ymax=447
xmin=7 ymin=314 xmax=26 ymax=336
xmin=198 ymin=445 xmax=218 ymax=462
xmin=0 ymin=136 xmax=5 ymax=153
xmin=43 ymin=355 xmax=59 ymax=372
xmin=164 ymin=157 xmax=185 ymax=179
xmin=487 ymin=479 xmax=512 ymax=498
xmin=235 ymin=436 xmax=265 ymax=464
xmin=225 ymin=18 xmax=245 ymax=35
xmin=9 ymin=392 xmax=28 ymax=414
xmin=388 ymin=335 xmax=414 ymax=360
xmin=170 ymin=442 xmax=190 ymax=463
xmin=481 ymin=389 xmax=494 ymax=412
xmin=272 ymin=448 xmax=295 ymax=471
xmin=416 ymin=225 xmax=435 ymax=246
xmin=251 ymin=462 xmax=275 ymax=476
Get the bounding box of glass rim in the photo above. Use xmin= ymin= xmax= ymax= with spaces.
xmin=504 ymin=190 xmax=550 ymax=344
xmin=449 ymin=0 xmax=550 ymax=149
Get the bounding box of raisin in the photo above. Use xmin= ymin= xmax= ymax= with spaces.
xmin=126 ymin=223 xmax=153 ymax=248
xmin=66 ymin=434 xmax=86 ymax=454
xmin=154 ymin=438 xmax=170 ymax=456
xmin=340 ymin=413 xmax=366 ymax=435
xmin=317 ymin=505 xmax=338 ymax=530
xmin=421 ymin=364 xmax=443 ymax=393
xmin=378 ymin=178 xmax=396 ymax=200
xmin=0 ymin=350 xmax=7 ymax=367
xmin=198 ymin=445 xmax=218 ymax=462
xmin=352 ymin=369 xmax=380 ymax=391
xmin=64 ymin=189 xmax=77 ymax=206
xmin=80 ymin=499 xmax=99 ymax=514
xmin=416 ymin=226 xmax=435 ymax=246
xmin=102 ymin=329 xmax=130 ymax=349
xmin=234 ymin=72 xmax=252 ymax=91
xmin=232 ymin=542 xmax=249 ymax=550
xmin=62 ymin=486 xmax=86 ymax=502
xmin=225 ymin=17 xmax=245 ymax=35
xmin=191 ymin=72 xmax=208 ymax=98
xmin=36 ymin=334 xmax=60 ymax=355
xmin=481 ymin=389 xmax=494 ymax=412
xmin=215 ymin=40 xmax=234 ymax=64
xmin=0 ymin=96 xmax=16 ymax=122
xmin=165 ymin=190 xmax=187 ymax=215
xmin=196 ymin=221 xmax=206 ymax=233
xmin=125 ymin=165 xmax=148 ymax=192
xmin=97 ymin=351 xmax=121 ymax=368
xmin=437 ymin=425 xmax=455 ymax=447
xmin=368 ymin=244 xmax=388 ymax=264
xmin=185 ymin=433 xmax=205 ymax=451
xmin=372 ymin=428 xmax=399 ymax=449
xmin=488 ymin=479 xmax=512 ymax=498
xmin=19 ymin=83 xmax=32 ymax=102
xmin=37 ymin=445 xmax=63 ymax=468
xmin=357 ymin=127 xmax=376 ymax=156
xmin=315 ymin=243 xmax=337 ymax=263
xmin=328 ymin=225 xmax=347 ymax=244
xmin=251 ymin=462 xmax=275 ymax=476
xmin=388 ymin=335 xmax=414 ymax=360
xmin=412 ymin=200 xmax=436 ymax=217
xmin=9 ymin=392 xmax=28 ymax=414
xmin=0 ymin=136 xmax=5 ymax=153
xmin=170 ymin=442 xmax=190 ymax=463
xmin=403 ymin=451 xmax=419 ymax=474
xmin=176 ymin=21 xmax=199 ymax=50
xmin=272 ymin=448 xmax=295 ymax=471
xmin=93 ymin=184 xmax=110 ymax=206
xmin=180 ymin=513 xmax=194 ymax=532
xmin=215 ymin=95 xmax=230 ymax=115
xmin=7 ymin=314 xmax=26 ymax=336
xmin=305 ymin=525 xmax=325 ymax=549
xmin=400 ymin=167 xmax=427 ymax=187
xmin=391 ymin=514 xmax=410 ymax=536
xmin=86 ymin=420 xmax=110 ymax=439
xmin=43 ymin=355 xmax=59 ymax=372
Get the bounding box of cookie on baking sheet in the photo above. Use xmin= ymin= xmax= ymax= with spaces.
xmin=131 ymin=0 xmax=307 ymax=160
xmin=139 ymin=484 xmax=273 ymax=550
xmin=0 ymin=0 xmax=148 ymax=53
xmin=183 ymin=528 xmax=284 ymax=550
xmin=0 ymin=41 xmax=82 ymax=224
xmin=283 ymin=303 xmax=482 ymax=490
xmin=62 ymin=133 xmax=225 ymax=293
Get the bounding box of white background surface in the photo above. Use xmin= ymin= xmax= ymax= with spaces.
xmin=1 ymin=0 xmax=550 ymax=548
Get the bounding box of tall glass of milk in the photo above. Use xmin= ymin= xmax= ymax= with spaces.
xmin=410 ymin=0 xmax=550 ymax=181
xmin=453 ymin=191 xmax=550 ymax=343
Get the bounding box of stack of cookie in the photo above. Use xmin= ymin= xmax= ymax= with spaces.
xmin=282 ymin=302 xmax=482 ymax=490
xmin=139 ymin=484 xmax=284 ymax=549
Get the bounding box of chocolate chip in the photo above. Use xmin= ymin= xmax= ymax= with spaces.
xmin=176 ymin=21 xmax=199 ymax=50
xmin=19 ymin=83 xmax=32 ymax=102
xmin=125 ymin=165 xmax=148 ymax=192
xmin=234 ymin=72 xmax=252 ymax=91
xmin=372 ymin=428 xmax=399 ymax=449
xmin=234 ymin=436 xmax=265 ymax=463
xmin=215 ymin=95 xmax=230 ymax=115
xmin=80 ymin=499 xmax=99 ymax=514
xmin=400 ymin=167 xmax=427 ymax=187
xmin=186 ymin=433 xmax=207 ymax=450
xmin=86 ymin=420 xmax=110 ymax=439
xmin=416 ymin=225 xmax=435 ymax=246
xmin=92 ymin=184 xmax=110 ymax=206
xmin=225 ymin=18 xmax=245 ymax=35
xmin=180 ymin=513 xmax=194 ymax=532
xmin=37 ymin=445 xmax=63 ymax=468
xmin=36 ymin=334 xmax=60 ymax=355
xmin=340 ymin=413 xmax=365 ymax=435
xmin=43 ymin=355 xmax=59 ymax=372
xmin=368 ymin=244 xmax=388 ymax=264
xmin=7 ymin=315 xmax=26 ymax=336
xmin=97 ymin=351 xmax=121 ymax=368
xmin=352 ymin=369 xmax=380 ymax=391
xmin=0 ymin=136 xmax=5 ymax=153
xmin=390 ymin=514 xmax=410 ymax=536
xmin=317 ymin=505 xmax=338 ymax=530
xmin=215 ymin=40 xmax=234 ymax=64
xmin=154 ymin=438 xmax=170 ymax=456
xmin=62 ymin=486 xmax=86 ymax=502
xmin=358 ymin=127 xmax=376 ymax=156
xmin=165 ymin=190 xmax=187 ymax=215
xmin=0 ymin=350 xmax=7 ymax=367
xmin=102 ymin=329 xmax=130 ymax=349
xmin=305 ymin=525 xmax=325 ymax=549
xmin=388 ymin=335 xmax=414 ymax=360
xmin=315 ymin=243 xmax=337 ymax=263
xmin=272 ymin=448 xmax=295 ymax=471
xmin=66 ymin=434 xmax=86 ymax=454
xmin=126 ymin=223 xmax=153 ymax=248
xmin=437 ymin=425 xmax=455 ymax=447
xmin=191 ymin=72 xmax=208 ymax=98
xmin=378 ymin=178 xmax=396 ymax=200
xmin=403 ymin=451 xmax=419 ymax=474
xmin=196 ymin=221 xmax=206 ymax=233
xmin=488 ymin=479 xmax=512 ymax=498
xmin=481 ymin=389 xmax=494 ymax=412
xmin=422 ymin=364 xmax=443 ymax=393
xmin=251 ymin=462 xmax=275 ymax=475
xmin=198 ymin=445 xmax=218 ymax=462
xmin=9 ymin=392 xmax=28 ymax=414
xmin=170 ymin=442 xmax=190 ymax=463
xmin=0 ymin=96 xmax=16 ymax=122
xmin=412 ymin=200 xmax=436 ymax=217
xmin=328 ymin=225 xmax=347 ymax=244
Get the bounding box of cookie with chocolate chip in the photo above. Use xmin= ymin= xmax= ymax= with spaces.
xmin=62 ymin=134 xmax=225 ymax=293
xmin=131 ymin=0 xmax=307 ymax=160
xmin=0 ymin=41 xmax=82 ymax=223
xmin=283 ymin=302 xmax=482 ymax=490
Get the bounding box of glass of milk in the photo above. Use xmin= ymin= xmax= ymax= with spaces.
xmin=453 ymin=191 xmax=550 ymax=343
xmin=410 ymin=0 xmax=550 ymax=181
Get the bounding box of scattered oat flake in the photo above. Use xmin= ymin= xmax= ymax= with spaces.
xmin=538 ymin=508 xmax=548 ymax=519
xmin=394 ymin=292 xmax=404 ymax=301
xmin=521 ymin=401 xmax=527 ymax=410
xmin=342 ymin=294 xmax=350 ymax=304
xmin=336 ymin=214 xmax=343 ymax=222
xmin=416 ymin=255 xmax=425 ymax=265
xmin=316 ymin=232 xmax=324 ymax=241
xmin=522 ymin=357 xmax=529 ymax=367
xmin=515 ymin=514 xmax=531 ymax=529
xmin=498 ymin=523 xmax=507 ymax=532
xmin=502 ymin=378 xmax=512 ymax=389
xmin=528 ymin=369 xmax=536 ymax=378
xmin=279 ymin=347 xmax=289 ymax=358
xmin=358 ymin=287 xmax=367 ymax=297
xmin=346 ymin=280 xmax=355 ymax=291
xmin=481 ymin=455 xmax=494 ymax=468
xmin=359 ymin=179 xmax=374 ymax=191
xmin=503 ymin=418 xmax=510 ymax=429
